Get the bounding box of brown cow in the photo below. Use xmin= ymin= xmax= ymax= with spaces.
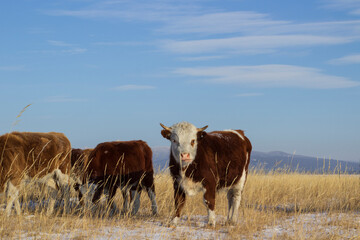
xmin=0 ymin=132 xmax=72 ymax=215
xmin=71 ymin=148 xmax=92 ymax=180
xmin=83 ymin=140 xmax=158 ymax=215
xmin=160 ymin=122 xmax=252 ymax=226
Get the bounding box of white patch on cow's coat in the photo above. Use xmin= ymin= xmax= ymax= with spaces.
xmin=224 ymin=129 xmax=245 ymax=141
xmin=208 ymin=209 xmax=216 ymax=226
xmin=203 ymin=197 xmax=216 ymax=226
xmin=5 ymin=181 xmax=21 ymax=216
xmin=104 ymin=150 xmax=109 ymax=154
xmin=208 ymin=132 xmax=232 ymax=142
xmin=238 ymin=168 xmax=247 ymax=192
xmin=179 ymin=174 xmax=205 ymax=196
xmin=227 ymin=167 xmax=247 ymax=224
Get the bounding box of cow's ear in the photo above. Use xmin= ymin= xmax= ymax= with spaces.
xmin=197 ymin=131 xmax=207 ymax=140
xmin=161 ymin=129 xmax=171 ymax=140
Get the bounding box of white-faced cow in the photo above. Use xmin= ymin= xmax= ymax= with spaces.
xmin=82 ymin=140 xmax=158 ymax=216
xmin=160 ymin=122 xmax=252 ymax=226
xmin=0 ymin=132 xmax=72 ymax=216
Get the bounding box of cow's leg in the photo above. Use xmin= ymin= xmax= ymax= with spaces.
xmin=146 ymin=185 xmax=158 ymax=216
xmin=107 ymin=183 xmax=119 ymax=215
xmin=227 ymin=169 xmax=247 ymax=225
xmin=59 ymin=175 xmax=73 ymax=215
xmin=78 ymin=182 xmax=95 ymax=208
xmin=47 ymin=198 xmax=56 ymax=216
xmin=172 ymin=180 xmax=186 ymax=225
xmin=203 ymin=187 xmax=216 ymax=226
xmin=5 ymin=181 xmax=21 ymax=216
xmin=143 ymin=173 xmax=158 ymax=215
xmin=92 ymin=182 xmax=104 ymax=204
xmin=121 ymin=188 xmax=130 ymax=214
xmin=130 ymin=186 xmax=141 ymax=215
xmin=52 ymin=169 xmax=64 ymax=214
xmin=74 ymin=182 xmax=84 ymax=205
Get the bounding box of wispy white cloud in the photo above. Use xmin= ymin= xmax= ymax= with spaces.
xmin=163 ymin=35 xmax=352 ymax=55
xmin=328 ymin=54 xmax=360 ymax=64
xmin=114 ymin=84 xmax=156 ymax=91
xmin=323 ymin=0 xmax=360 ymax=15
xmin=174 ymin=65 xmax=360 ymax=89
xmin=179 ymin=55 xmax=226 ymax=61
xmin=48 ymin=40 xmax=74 ymax=47
xmin=94 ymin=41 xmax=150 ymax=47
xmin=61 ymin=48 xmax=87 ymax=54
xmin=159 ymin=10 xmax=360 ymax=36
xmin=45 ymin=1 xmax=200 ymax=22
xmin=158 ymin=11 xmax=289 ymax=35
xmin=46 ymin=40 xmax=87 ymax=55
xmin=44 ymin=2 xmax=360 ymax=57
xmin=46 ymin=3 xmax=360 ymax=36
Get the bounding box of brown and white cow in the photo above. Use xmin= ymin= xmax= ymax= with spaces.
xmin=160 ymin=122 xmax=252 ymax=226
xmin=0 ymin=132 xmax=72 ymax=216
xmin=82 ymin=140 xmax=158 ymax=215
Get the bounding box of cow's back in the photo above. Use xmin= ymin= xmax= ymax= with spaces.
xmin=0 ymin=132 xmax=71 ymax=189
xmin=87 ymin=140 xmax=152 ymax=178
xmin=195 ymin=130 xmax=252 ymax=187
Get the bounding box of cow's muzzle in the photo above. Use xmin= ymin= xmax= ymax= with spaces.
xmin=181 ymin=153 xmax=192 ymax=163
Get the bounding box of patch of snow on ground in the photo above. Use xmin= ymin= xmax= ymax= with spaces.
xmin=258 ymin=213 xmax=360 ymax=239
xmin=17 ymin=215 xmax=229 ymax=240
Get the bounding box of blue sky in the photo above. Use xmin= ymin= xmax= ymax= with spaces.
xmin=1 ymin=0 xmax=359 ymax=162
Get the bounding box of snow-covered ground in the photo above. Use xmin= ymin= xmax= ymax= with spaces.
xmin=258 ymin=213 xmax=360 ymax=239
xmin=11 ymin=212 xmax=359 ymax=239
xmin=1 ymin=195 xmax=359 ymax=239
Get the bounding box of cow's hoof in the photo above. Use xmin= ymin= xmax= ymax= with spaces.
xmin=207 ymin=220 xmax=216 ymax=227
xmin=207 ymin=222 xmax=216 ymax=227
xmin=169 ymin=216 xmax=180 ymax=226
xmin=164 ymin=218 xmax=178 ymax=228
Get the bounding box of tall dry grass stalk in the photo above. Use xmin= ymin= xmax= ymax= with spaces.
xmin=1 ymin=104 xmax=32 ymax=166
xmin=0 ymin=167 xmax=359 ymax=239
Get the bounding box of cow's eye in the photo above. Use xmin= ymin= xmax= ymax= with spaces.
xmin=172 ymin=139 xmax=177 ymax=143
xmin=191 ymin=139 xmax=195 ymax=147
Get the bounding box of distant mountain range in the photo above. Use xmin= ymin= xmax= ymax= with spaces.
xmin=152 ymin=146 xmax=360 ymax=174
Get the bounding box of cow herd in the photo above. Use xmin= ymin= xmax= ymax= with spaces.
xmin=0 ymin=121 xmax=251 ymax=226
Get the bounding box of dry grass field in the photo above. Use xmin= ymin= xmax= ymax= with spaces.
xmin=0 ymin=169 xmax=359 ymax=239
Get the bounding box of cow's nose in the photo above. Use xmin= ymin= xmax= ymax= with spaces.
xmin=181 ymin=153 xmax=190 ymax=160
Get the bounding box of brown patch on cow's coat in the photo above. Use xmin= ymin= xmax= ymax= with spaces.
xmin=0 ymin=132 xmax=71 ymax=190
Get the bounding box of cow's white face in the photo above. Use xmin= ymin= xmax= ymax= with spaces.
xmin=161 ymin=122 xmax=207 ymax=167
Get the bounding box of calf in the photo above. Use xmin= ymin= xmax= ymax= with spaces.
xmin=160 ymin=122 xmax=252 ymax=226
xmin=83 ymin=140 xmax=158 ymax=215
xmin=0 ymin=132 xmax=71 ymax=215
xmin=14 ymin=169 xmax=80 ymax=215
